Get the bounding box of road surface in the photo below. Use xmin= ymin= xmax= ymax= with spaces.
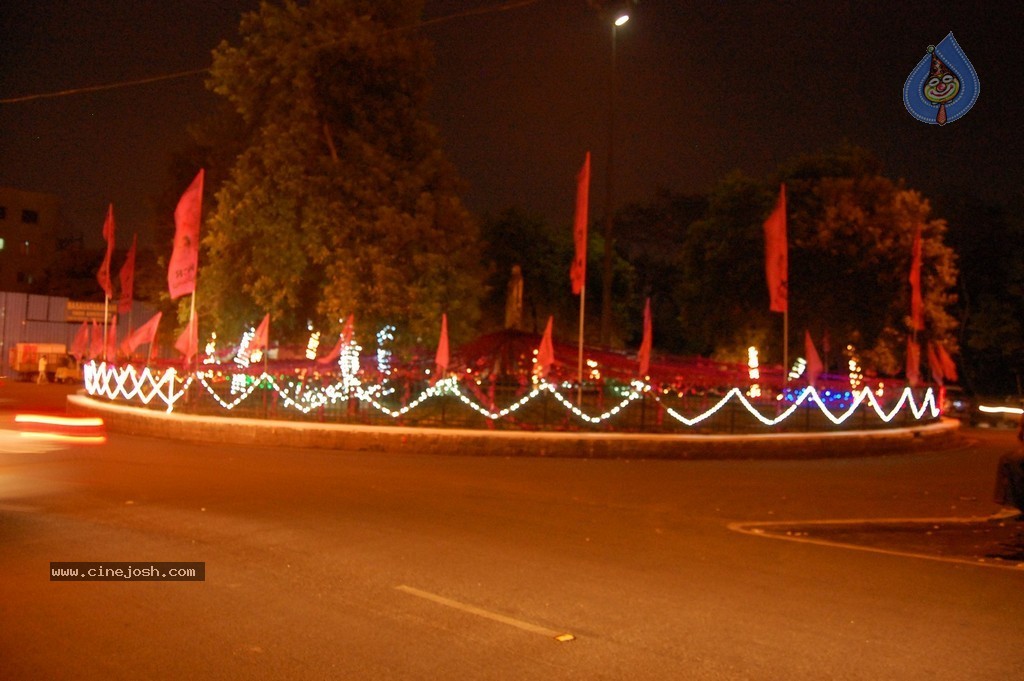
xmin=1 ymin=384 xmax=1022 ymax=679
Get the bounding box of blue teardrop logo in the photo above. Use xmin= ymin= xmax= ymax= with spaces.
xmin=903 ymin=32 xmax=980 ymax=125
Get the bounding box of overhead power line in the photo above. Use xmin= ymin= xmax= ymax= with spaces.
xmin=0 ymin=68 xmax=209 ymax=104
xmin=0 ymin=0 xmax=544 ymax=105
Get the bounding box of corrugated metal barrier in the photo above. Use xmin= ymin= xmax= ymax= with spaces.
xmin=1 ymin=291 xmax=156 ymax=377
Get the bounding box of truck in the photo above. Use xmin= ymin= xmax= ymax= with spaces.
xmin=7 ymin=343 xmax=68 ymax=382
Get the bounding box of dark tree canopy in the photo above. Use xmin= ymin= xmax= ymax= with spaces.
xmin=200 ymin=0 xmax=482 ymax=345
xmin=676 ymin=148 xmax=958 ymax=376
xmin=479 ymin=207 xmax=635 ymax=344
xmin=614 ymin=190 xmax=707 ymax=353
xmin=940 ymin=193 xmax=1024 ymax=394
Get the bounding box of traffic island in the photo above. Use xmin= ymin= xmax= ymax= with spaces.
xmin=67 ymin=393 xmax=961 ymax=460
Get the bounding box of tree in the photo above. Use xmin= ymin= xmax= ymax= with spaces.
xmin=677 ymin=147 xmax=959 ymax=376
xmin=479 ymin=207 xmax=635 ymax=344
xmin=479 ymin=208 xmax=572 ymax=335
xmin=940 ymin=193 xmax=1024 ymax=394
xmin=201 ymin=0 xmax=481 ymax=345
xmin=615 ymin=190 xmax=707 ymax=354
xmin=677 ymin=172 xmax=774 ymax=359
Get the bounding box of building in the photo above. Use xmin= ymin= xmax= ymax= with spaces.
xmin=0 ymin=187 xmax=60 ymax=292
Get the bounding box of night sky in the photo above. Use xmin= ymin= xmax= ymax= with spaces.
xmin=1 ymin=0 xmax=1021 ymax=250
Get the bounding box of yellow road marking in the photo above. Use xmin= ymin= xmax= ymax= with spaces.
xmin=728 ymin=512 xmax=1024 ymax=571
xmin=395 ymin=585 xmax=574 ymax=641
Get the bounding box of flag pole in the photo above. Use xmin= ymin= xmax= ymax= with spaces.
xmin=263 ymin=315 xmax=270 ymax=419
xmin=783 ymin=309 xmax=789 ymax=386
xmin=102 ymin=296 xmax=109 ymax=363
xmin=571 ymin=151 xmax=591 ymax=407
xmin=189 ymin=292 xmax=197 ymax=377
xmin=577 ymin=285 xmax=586 ymax=405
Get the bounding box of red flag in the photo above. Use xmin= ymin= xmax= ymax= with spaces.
xmin=637 ymin=298 xmax=652 ymax=377
xmin=936 ymin=343 xmax=957 ymax=382
xmin=89 ymin=320 xmax=103 ymax=360
xmin=909 ymin=226 xmax=924 ymax=331
xmin=249 ymin=313 xmax=270 ymax=355
xmin=71 ymin=321 xmax=90 ymax=361
xmin=105 ymin=314 xmax=118 ymax=362
xmin=174 ymin=313 xmax=199 ymax=364
xmin=535 ymin=316 xmax=555 ymax=379
xmin=906 ymin=338 xmax=921 ymax=387
xmin=317 ymin=314 xmax=354 ymax=365
xmin=763 ymin=184 xmax=788 ymax=313
xmin=97 ymin=204 xmax=116 ymax=298
xmin=317 ymin=337 xmax=343 ymax=366
xmin=118 ymin=233 xmax=137 ymax=314
xmin=805 ymin=330 xmax=824 ymax=387
xmin=435 ymin=313 xmax=450 ymax=374
xmin=168 ymin=169 xmax=204 ymax=300
xmin=570 ymin=152 xmax=591 ymax=295
xmin=120 ymin=312 xmax=162 ymax=358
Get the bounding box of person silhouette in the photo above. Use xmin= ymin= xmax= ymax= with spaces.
xmin=994 ymin=411 xmax=1024 ymax=514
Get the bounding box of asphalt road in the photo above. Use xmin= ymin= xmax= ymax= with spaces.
xmin=1 ymin=384 xmax=1023 ymax=680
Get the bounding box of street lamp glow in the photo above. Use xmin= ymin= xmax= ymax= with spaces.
xmin=614 ymin=13 xmax=630 ymax=26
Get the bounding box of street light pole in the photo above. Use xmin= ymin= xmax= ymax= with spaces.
xmin=599 ymin=10 xmax=629 ymax=346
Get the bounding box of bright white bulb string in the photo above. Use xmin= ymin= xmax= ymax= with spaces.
xmin=83 ymin=363 xmax=940 ymax=428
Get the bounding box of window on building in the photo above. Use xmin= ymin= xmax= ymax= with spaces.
xmin=22 ymin=209 xmax=39 ymax=224
xmin=0 ymin=237 xmax=5 ymax=251
xmin=23 ymin=240 xmax=30 ymax=255
xmin=0 ymin=205 xmax=6 ymax=219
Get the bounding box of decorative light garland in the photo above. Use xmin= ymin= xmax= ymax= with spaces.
xmin=789 ymin=357 xmax=806 ymax=381
xmin=847 ymin=344 xmax=863 ymax=391
xmin=373 ymin=325 xmax=396 ymax=397
xmin=340 ymin=340 xmax=361 ymax=394
xmin=82 ymin=362 xmax=941 ymax=429
xmin=203 ymin=332 xmax=219 ymax=365
xmin=305 ymin=331 xmax=321 ymax=361
xmin=235 ymin=328 xmax=256 ymax=368
xmin=747 ymin=346 xmax=761 ymax=398
xmin=83 ymin=362 xmax=192 ymax=413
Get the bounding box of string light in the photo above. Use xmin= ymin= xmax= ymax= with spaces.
xmin=847 ymin=344 xmax=863 ymax=391
xmin=83 ymin=362 xmax=191 ymax=413
xmin=305 ymin=331 xmax=321 ymax=361
xmin=340 ymin=340 xmax=361 ymax=394
xmin=747 ymin=346 xmax=761 ymax=398
xmin=230 ymin=371 xmax=248 ymax=396
xmin=374 ymin=325 xmax=396 ymax=397
xmin=82 ymin=362 xmax=941 ymax=429
xmin=203 ymin=332 xmax=219 ymax=364
xmin=235 ymin=328 xmax=256 ymax=368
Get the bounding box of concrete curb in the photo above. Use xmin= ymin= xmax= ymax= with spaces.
xmin=67 ymin=394 xmax=961 ymax=460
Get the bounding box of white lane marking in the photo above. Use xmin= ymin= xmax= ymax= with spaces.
xmin=395 ymin=585 xmax=574 ymax=641
xmin=728 ymin=511 xmax=1024 ymax=571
